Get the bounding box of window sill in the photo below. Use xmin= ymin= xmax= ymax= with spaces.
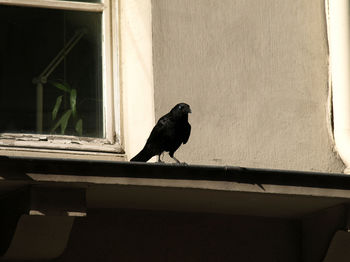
xmin=0 ymin=145 xmax=125 ymax=162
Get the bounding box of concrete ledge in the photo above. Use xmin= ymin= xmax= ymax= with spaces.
xmin=0 ymin=156 xmax=349 ymax=218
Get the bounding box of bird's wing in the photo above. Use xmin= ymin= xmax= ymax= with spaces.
xmin=147 ymin=114 xmax=173 ymax=144
xmin=131 ymin=115 xmax=171 ymax=161
xmin=182 ymin=123 xmax=191 ymax=144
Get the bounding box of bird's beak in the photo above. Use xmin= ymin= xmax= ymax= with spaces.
xmin=188 ymin=107 xmax=192 ymax=113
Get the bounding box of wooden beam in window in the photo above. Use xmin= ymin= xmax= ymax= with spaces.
xmin=0 ymin=0 xmax=104 ymax=12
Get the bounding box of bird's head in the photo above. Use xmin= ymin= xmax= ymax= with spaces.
xmin=171 ymin=103 xmax=192 ymax=119
xmin=173 ymin=103 xmax=192 ymax=113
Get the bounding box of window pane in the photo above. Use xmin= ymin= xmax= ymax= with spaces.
xmin=0 ymin=5 xmax=103 ymax=138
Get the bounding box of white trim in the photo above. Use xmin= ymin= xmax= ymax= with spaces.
xmin=100 ymin=0 xmax=121 ymax=145
xmin=327 ymin=0 xmax=350 ymax=173
xmin=102 ymin=1 xmax=110 ymax=141
xmin=112 ymin=0 xmax=121 ymax=145
xmin=0 ymin=0 xmax=104 ymax=12
xmin=119 ymin=0 xmax=155 ymax=160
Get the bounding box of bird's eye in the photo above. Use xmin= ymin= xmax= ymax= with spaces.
xmin=178 ymin=105 xmax=182 ymax=109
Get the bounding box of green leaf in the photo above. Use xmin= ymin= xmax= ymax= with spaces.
xmin=75 ymin=119 xmax=83 ymax=136
xmin=70 ymin=89 xmax=77 ymax=117
xmin=51 ymin=109 xmax=72 ymax=134
xmin=52 ymin=95 xmax=63 ymax=120
xmin=60 ymin=109 xmax=72 ymax=134
xmin=51 ymin=119 xmax=61 ymax=133
xmin=51 ymin=81 xmax=71 ymax=93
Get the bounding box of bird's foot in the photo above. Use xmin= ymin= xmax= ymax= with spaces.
xmin=171 ymin=156 xmax=187 ymax=165
xmin=170 ymin=162 xmax=188 ymax=166
xmin=157 ymin=158 xmax=165 ymax=164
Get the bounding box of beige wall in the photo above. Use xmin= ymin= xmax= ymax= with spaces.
xmin=152 ymin=0 xmax=345 ymax=172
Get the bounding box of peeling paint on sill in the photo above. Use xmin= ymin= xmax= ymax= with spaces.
xmin=0 ymin=133 xmax=124 ymax=154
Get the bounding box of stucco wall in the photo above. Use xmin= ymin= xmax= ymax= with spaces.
xmin=152 ymin=0 xmax=344 ymax=172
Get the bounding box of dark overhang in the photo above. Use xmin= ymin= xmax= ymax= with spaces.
xmin=1 ymin=156 xmax=350 ymax=188
xmin=0 ymin=156 xmax=350 ymax=218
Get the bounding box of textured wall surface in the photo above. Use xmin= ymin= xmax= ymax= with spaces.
xmin=152 ymin=0 xmax=344 ymax=172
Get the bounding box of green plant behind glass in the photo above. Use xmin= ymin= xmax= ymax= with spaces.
xmin=50 ymin=81 xmax=83 ymax=136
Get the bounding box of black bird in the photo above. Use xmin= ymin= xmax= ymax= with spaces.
xmin=130 ymin=103 xmax=192 ymax=163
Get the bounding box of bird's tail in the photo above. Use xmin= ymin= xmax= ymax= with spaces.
xmin=130 ymin=147 xmax=154 ymax=162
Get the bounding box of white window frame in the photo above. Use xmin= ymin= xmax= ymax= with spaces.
xmin=0 ymin=0 xmax=123 ymax=160
xmin=0 ymin=0 xmax=155 ymax=161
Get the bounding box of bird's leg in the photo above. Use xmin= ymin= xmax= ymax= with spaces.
xmin=157 ymin=153 xmax=164 ymax=163
xmin=171 ymin=156 xmax=180 ymax=164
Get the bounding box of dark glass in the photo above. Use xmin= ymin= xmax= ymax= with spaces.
xmin=0 ymin=5 xmax=103 ymax=137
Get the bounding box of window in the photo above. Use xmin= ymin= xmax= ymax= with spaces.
xmin=0 ymin=0 xmax=121 ymax=156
